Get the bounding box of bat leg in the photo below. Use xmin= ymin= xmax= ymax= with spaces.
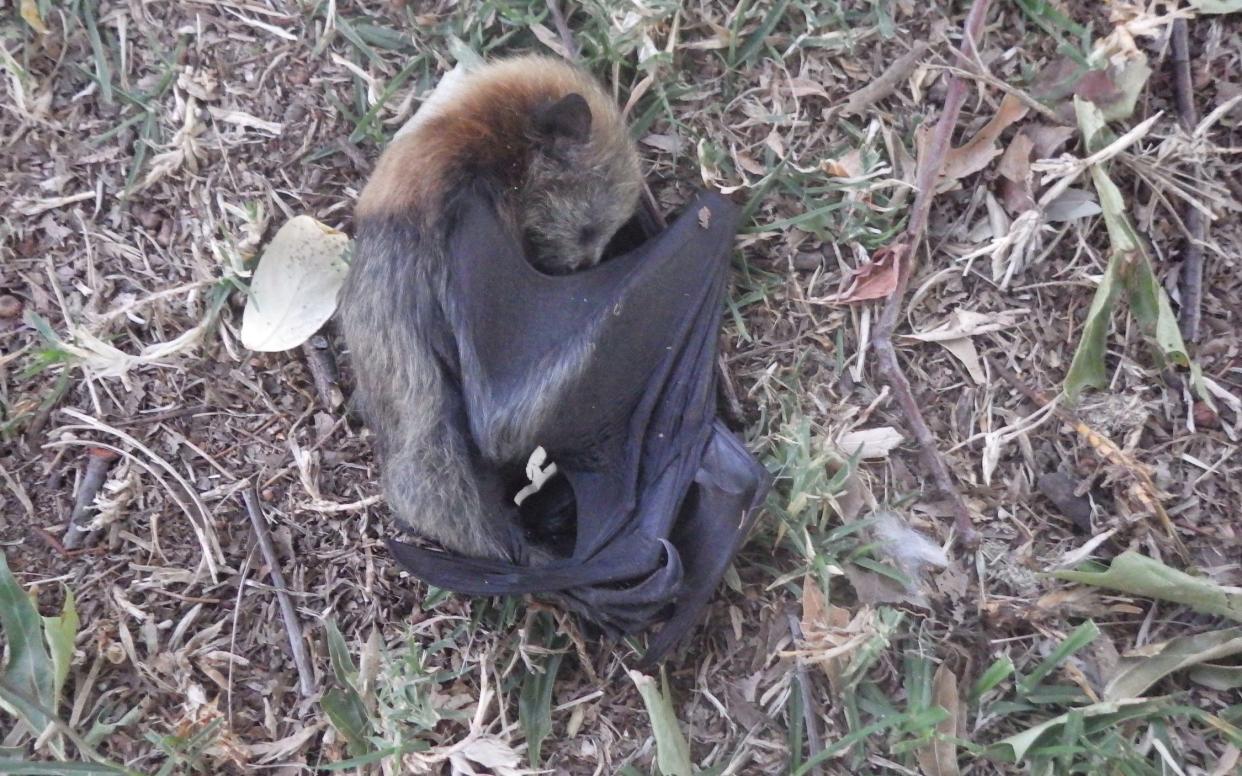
xmin=515 ymin=470 xmax=577 ymax=558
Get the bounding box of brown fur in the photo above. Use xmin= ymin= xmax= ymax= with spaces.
xmin=340 ymin=56 xmax=642 ymax=561
xmin=357 ymin=55 xmax=640 ymax=272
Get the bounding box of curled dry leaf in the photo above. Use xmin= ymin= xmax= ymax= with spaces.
xmin=941 ymin=93 xmax=1029 ymax=184
xmin=831 ymin=243 xmax=901 ymax=303
xmin=821 ymin=148 xmax=865 ymax=178
xmin=20 ymin=0 xmax=48 ymax=34
xmin=1024 ymin=123 xmax=1077 ymax=159
xmin=997 ymin=133 xmax=1036 ymax=214
xmin=240 ymin=216 xmax=351 ymax=353
xmin=904 ymin=308 xmax=1026 ymax=383
xmin=1033 ymin=27 xmax=1153 ymax=123
xmin=449 ymin=736 xmax=529 ymax=776
xmin=797 ymin=575 xmax=873 ymax=694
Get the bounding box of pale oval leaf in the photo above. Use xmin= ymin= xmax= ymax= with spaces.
xmin=241 ymin=216 xmax=350 ymax=352
xmin=836 ymin=426 xmax=904 ymax=460
xmin=1044 ymin=188 xmax=1102 ymax=222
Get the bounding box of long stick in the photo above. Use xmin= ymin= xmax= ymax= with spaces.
xmin=242 ymin=489 xmax=316 ymax=698
xmin=1170 ymin=18 xmax=1205 ymax=343
xmin=870 ymin=0 xmax=994 ymax=548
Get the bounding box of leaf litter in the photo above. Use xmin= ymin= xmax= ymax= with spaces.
xmin=2 ymin=1 xmax=1241 ymax=773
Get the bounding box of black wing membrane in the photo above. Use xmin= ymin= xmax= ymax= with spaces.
xmin=386 ymin=190 xmax=769 ymax=663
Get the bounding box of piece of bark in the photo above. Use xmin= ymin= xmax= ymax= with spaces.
xmin=63 ymin=448 xmax=120 ymax=550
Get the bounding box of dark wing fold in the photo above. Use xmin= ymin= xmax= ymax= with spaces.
xmin=386 ymin=189 xmax=770 ymax=661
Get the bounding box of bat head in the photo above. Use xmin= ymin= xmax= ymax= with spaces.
xmin=521 ymin=92 xmax=642 ymax=274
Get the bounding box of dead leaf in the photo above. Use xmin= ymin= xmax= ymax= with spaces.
xmin=800 ymin=573 xmax=830 ymax=633
xmin=905 ymin=308 xmax=1027 ymax=342
xmin=795 ymin=585 xmax=872 ymax=694
xmin=821 ymin=148 xmax=864 ymax=178
xmin=840 ymin=41 xmax=929 ymax=116
xmin=641 ymin=133 xmax=684 ymax=154
xmin=1024 ymin=123 xmax=1077 ymax=158
xmin=785 ymin=78 xmax=830 ymax=100
xmin=1029 ymin=48 xmax=1151 ymax=123
xmin=848 ymin=511 xmax=949 ymax=607
xmin=915 ymin=665 xmax=961 ymax=776
xmin=20 ymin=0 xmax=48 ymax=34
xmin=1092 ymin=53 xmax=1151 ymax=122
xmin=941 ymin=94 xmax=1029 ymax=183
xmin=998 ymin=134 xmax=1034 ymax=183
xmin=831 ymin=244 xmax=902 ymax=303
xmin=1074 ymin=69 xmax=1123 ymax=106
xmin=1036 ymin=471 xmax=1094 ymax=531
xmin=904 ymin=309 xmax=1025 ymax=383
xmin=1210 ymin=746 xmax=1241 ymax=776
xmin=528 ymin=22 xmax=570 ymax=59
xmin=1044 ymin=187 xmax=1102 ymax=221
xmin=836 ymin=427 xmax=904 ymax=459
xmin=846 ymin=563 xmax=925 ymax=607
xmin=1032 ymin=56 xmax=1089 ymax=102
xmin=997 ymin=134 xmax=1036 ymax=214
xmin=240 ymin=216 xmax=351 ymax=352
xmin=449 ymin=735 xmax=529 ymax=776
xmin=827 ymin=459 xmax=869 ymax=524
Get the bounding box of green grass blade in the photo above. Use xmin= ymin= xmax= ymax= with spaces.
xmin=1019 ymin=620 xmax=1100 ymax=696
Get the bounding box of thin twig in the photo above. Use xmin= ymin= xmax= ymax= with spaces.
xmin=302 ymin=332 xmax=343 ymax=410
xmin=241 ymin=488 xmax=316 ymax=698
xmin=870 ymin=0 xmax=994 ymax=549
xmin=32 ymin=526 xmax=106 ymax=557
xmin=546 ymin=0 xmax=579 ymax=61
xmin=838 ymin=41 xmax=929 ymax=117
xmin=1170 ymin=18 xmax=1205 ymax=343
xmin=113 ymin=404 xmax=211 ymax=427
xmin=63 ymin=447 xmax=120 ymax=550
xmin=787 ymin=613 xmax=825 ymax=776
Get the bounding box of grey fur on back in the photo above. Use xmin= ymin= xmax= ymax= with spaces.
xmin=340 ymin=219 xmax=518 ymax=560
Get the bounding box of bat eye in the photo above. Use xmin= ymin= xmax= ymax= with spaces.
xmin=578 ymin=226 xmax=598 ymax=246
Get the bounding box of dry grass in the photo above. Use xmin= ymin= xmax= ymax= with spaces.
xmin=2 ymin=1 xmax=1241 ymax=774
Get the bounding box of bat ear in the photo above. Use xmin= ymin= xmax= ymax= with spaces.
xmin=532 ymin=93 xmax=592 ymax=144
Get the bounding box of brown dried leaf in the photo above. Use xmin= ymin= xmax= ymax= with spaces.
xmin=941 ymin=94 xmax=1029 ymax=182
xmin=786 ymin=78 xmax=830 ymax=100
xmin=832 ymin=245 xmax=900 ymax=303
xmin=1024 ymin=123 xmax=1077 ymax=158
xmin=915 ymin=665 xmax=961 ymax=776
xmin=800 ymin=572 xmax=830 ymax=634
xmin=998 ymin=134 xmax=1034 ymax=183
